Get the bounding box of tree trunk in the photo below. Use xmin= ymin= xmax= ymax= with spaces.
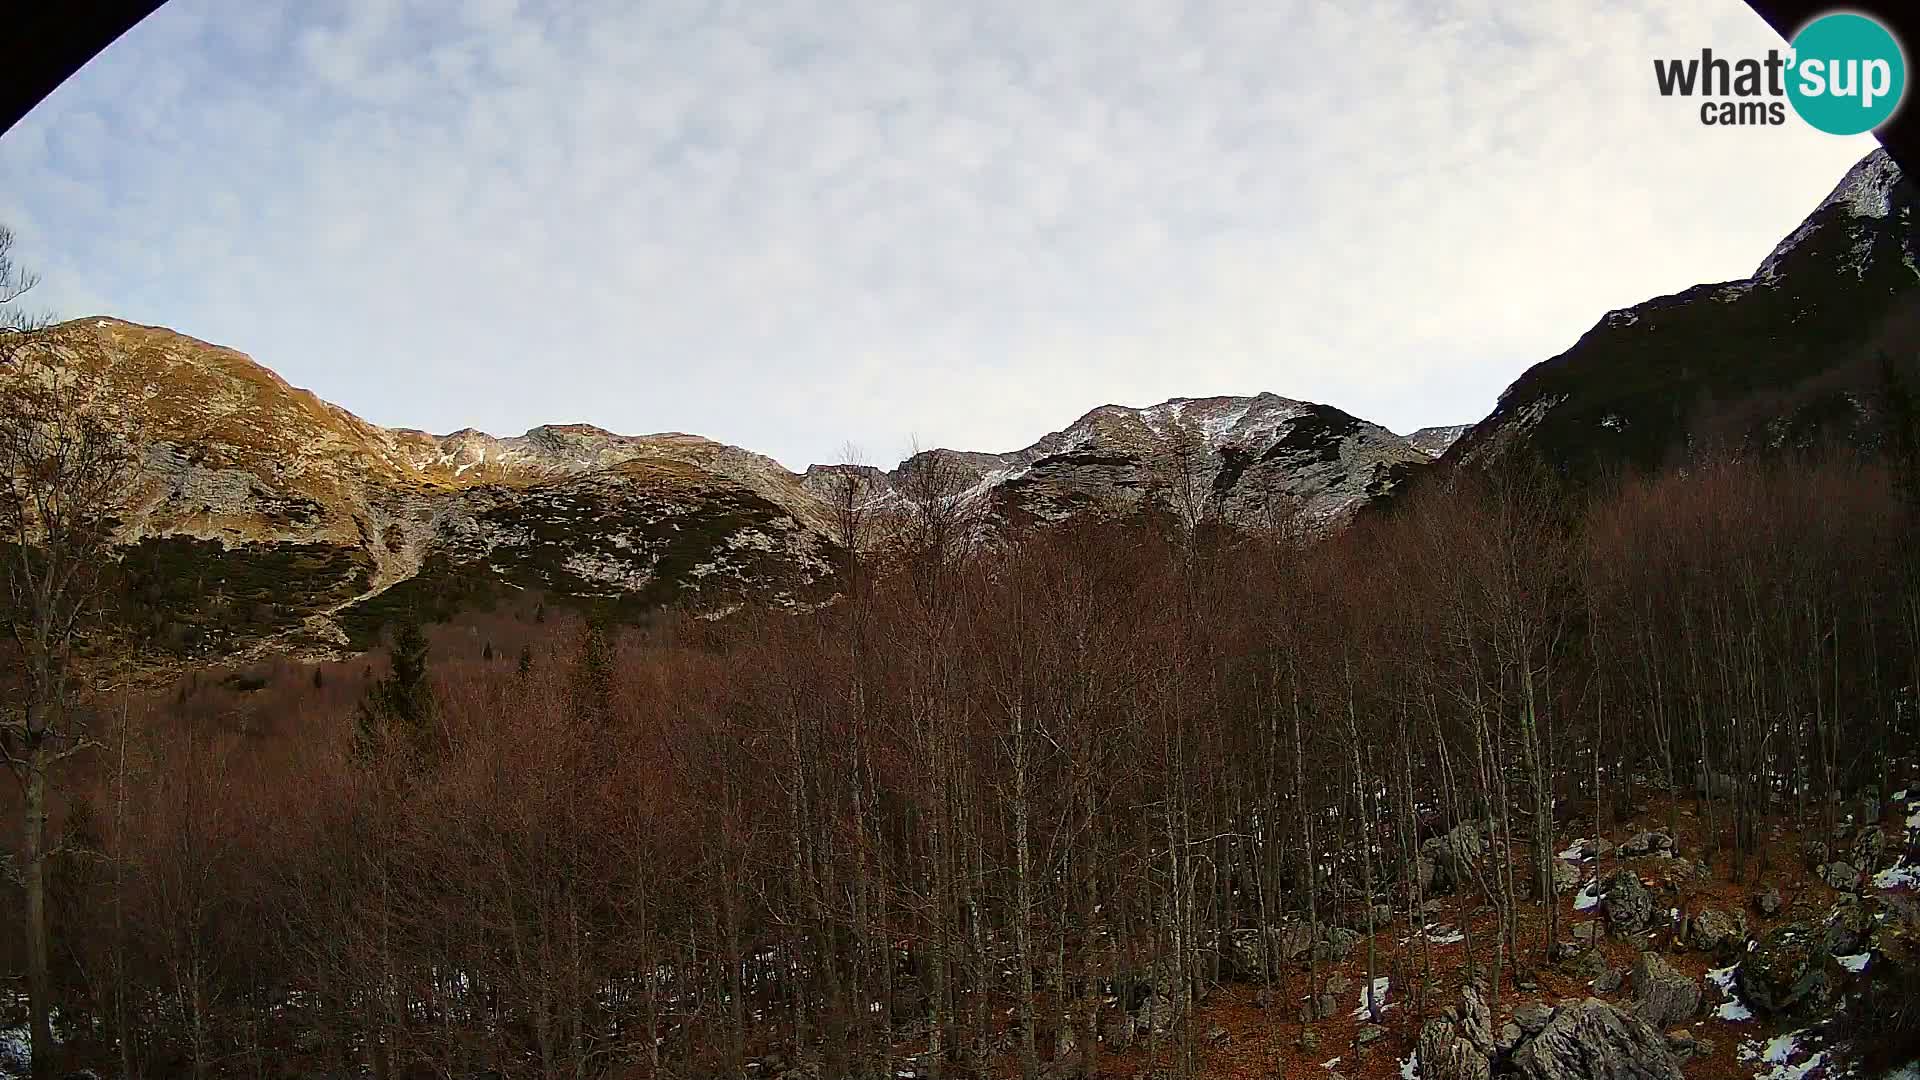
xmin=25 ymin=739 xmax=54 ymax=1080
xmin=1012 ymin=704 xmax=1039 ymax=1080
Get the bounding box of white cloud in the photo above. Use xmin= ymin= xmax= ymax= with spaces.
xmin=0 ymin=0 xmax=1881 ymax=469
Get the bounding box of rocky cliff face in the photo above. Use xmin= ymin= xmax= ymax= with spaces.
xmin=10 ymin=320 xmax=1443 ymax=658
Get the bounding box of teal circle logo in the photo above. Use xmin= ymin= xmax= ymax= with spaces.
xmin=1787 ymin=12 xmax=1906 ymax=135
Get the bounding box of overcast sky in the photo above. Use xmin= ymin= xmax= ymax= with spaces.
xmin=0 ymin=0 xmax=1882 ymax=470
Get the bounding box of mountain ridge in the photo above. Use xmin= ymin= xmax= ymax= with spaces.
xmin=17 ymin=146 xmax=1911 ymax=661
xmin=7 ymin=318 xmax=1447 ymax=659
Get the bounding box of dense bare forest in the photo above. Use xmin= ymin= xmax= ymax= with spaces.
xmin=5 ymin=434 xmax=1920 ymax=1080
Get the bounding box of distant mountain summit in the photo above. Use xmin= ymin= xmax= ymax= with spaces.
xmin=1404 ymin=425 xmax=1471 ymax=458
xmin=808 ymin=393 xmax=1435 ymax=527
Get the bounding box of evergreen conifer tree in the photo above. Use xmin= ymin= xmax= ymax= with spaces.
xmin=354 ymin=618 xmax=435 ymax=762
xmin=572 ymin=616 xmax=615 ymax=727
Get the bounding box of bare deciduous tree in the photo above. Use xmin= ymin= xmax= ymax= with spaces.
xmin=896 ymin=441 xmax=986 ymax=607
xmin=823 ymin=443 xmax=884 ymax=590
xmin=1148 ymin=409 xmax=1218 ymax=539
xmin=0 ymin=225 xmax=52 ymax=333
xmin=0 ymin=331 xmax=139 ymax=1079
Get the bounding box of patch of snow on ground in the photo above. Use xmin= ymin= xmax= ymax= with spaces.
xmin=0 ymin=1024 xmax=27 ymax=1079
xmin=1741 ymin=1029 xmax=1831 ymax=1080
xmin=1400 ymin=1053 xmax=1420 ymax=1079
xmin=1426 ymin=926 xmax=1466 ymax=946
xmin=1352 ymin=976 xmax=1392 ymax=1018
xmin=1760 ymin=1033 xmax=1803 ymax=1063
xmin=1840 ymin=953 xmax=1871 ymax=973
xmin=1707 ymin=964 xmax=1753 ymax=1020
xmin=1557 ymin=840 xmax=1587 ymax=861
xmin=1876 ymin=862 xmax=1920 ymax=890
xmin=1574 ymin=880 xmax=1601 ymax=911
xmin=1321 ymin=1057 xmax=1342 ymax=1069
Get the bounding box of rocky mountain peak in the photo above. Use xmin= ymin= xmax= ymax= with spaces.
xmin=923 ymin=392 xmax=1434 ymax=526
xmin=1757 ymin=147 xmax=1909 ymax=280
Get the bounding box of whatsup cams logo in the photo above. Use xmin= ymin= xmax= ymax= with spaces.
xmin=1654 ymin=10 xmax=1906 ymax=133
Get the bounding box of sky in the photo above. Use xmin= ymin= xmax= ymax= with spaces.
xmin=0 ymin=0 xmax=1885 ymax=471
